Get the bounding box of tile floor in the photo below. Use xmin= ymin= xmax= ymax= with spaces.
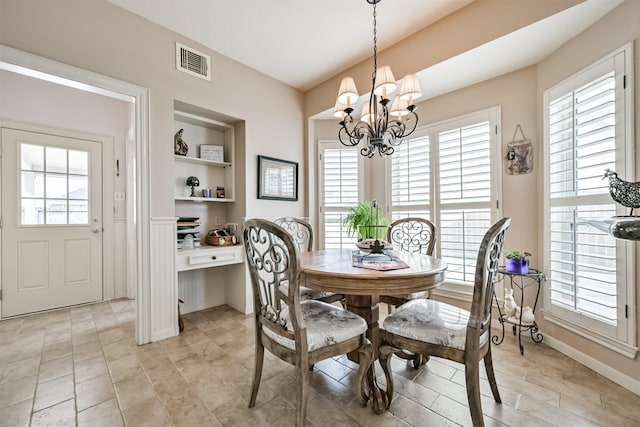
xmin=1 ymin=299 xmax=639 ymax=426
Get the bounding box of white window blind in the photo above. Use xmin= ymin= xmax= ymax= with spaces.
xmin=438 ymin=121 xmax=493 ymax=283
xmin=388 ymin=108 xmax=500 ymax=286
xmin=544 ymin=45 xmax=634 ymax=351
xmin=319 ymin=144 xmax=360 ymax=249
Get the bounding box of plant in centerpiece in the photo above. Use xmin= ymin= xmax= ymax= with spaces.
xmin=504 ymin=250 xmax=531 ymax=274
xmin=343 ymin=200 xmax=389 ymax=241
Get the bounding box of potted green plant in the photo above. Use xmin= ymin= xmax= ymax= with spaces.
xmin=343 ymin=200 xmax=389 ymax=241
xmin=504 ymin=250 xmax=531 ymax=274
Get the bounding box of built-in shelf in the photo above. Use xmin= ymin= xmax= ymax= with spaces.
xmin=586 ymin=217 xmax=640 ymax=241
xmin=174 ymin=155 xmax=231 ymax=168
xmin=175 ymin=196 xmax=234 ymax=203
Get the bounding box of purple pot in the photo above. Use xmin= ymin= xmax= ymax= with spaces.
xmin=506 ymin=258 xmax=528 ymax=274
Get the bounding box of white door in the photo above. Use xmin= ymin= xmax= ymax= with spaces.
xmin=1 ymin=128 xmax=103 ymax=317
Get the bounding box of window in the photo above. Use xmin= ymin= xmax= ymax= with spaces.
xmin=543 ymin=44 xmax=635 ymax=355
xmin=20 ymin=143 xmax=90 ymax=225
xmin=389 ymin=108 xmax=501 ymax=285
xmin=318 ymin=142 xmax=362 ymax=248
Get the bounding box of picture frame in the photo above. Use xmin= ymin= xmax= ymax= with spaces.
xmin=258 ymin=155 xmax=298 ymax=201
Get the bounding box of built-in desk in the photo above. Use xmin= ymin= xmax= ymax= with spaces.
xmin=176 ymin=244 xmax=243 ymax=272
xmin=176 ymin=244 xmax=245 ymax=314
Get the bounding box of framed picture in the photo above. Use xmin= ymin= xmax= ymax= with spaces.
xmin=258 ymin=155 xmax=298 ymax=201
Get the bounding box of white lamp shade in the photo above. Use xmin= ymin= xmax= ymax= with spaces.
xmin=390 ymin=96 xmax=409 ymax=118
xmin=333 ymin=100 xmax=347 ymax=119
xmin=337 ymin=77 xmax=359 ymax=106
xmin=360 ymin=101 xmax=374 ymax=125
xmin=399 ymin=74 xmax=422 ymax=103
xmin=373 ymin=65 xmax=397 ymax=98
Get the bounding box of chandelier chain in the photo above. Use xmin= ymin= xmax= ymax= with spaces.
xmin=372 ymin=2 xmax=377 ymax=87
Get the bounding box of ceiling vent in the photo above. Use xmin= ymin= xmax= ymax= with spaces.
xmin=176 ymin=42 xmax=211 ymax=80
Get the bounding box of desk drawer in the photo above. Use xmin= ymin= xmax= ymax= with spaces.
xmin=177 ymin=245 xmax=243 ymax=271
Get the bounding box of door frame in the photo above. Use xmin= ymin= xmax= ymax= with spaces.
xmin=1 ymin=122 xmax=114 ymax=311
xmin=0 ymin=45 xmax=153 ymax=345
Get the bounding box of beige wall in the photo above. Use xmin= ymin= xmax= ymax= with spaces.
xmin=0 ymin=0 xmax=306 ymax=221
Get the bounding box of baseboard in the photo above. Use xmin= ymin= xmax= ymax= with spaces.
xmin=544 ymin=335 xmax=640 ymax=396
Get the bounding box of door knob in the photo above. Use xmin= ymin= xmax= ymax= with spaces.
xmin=92 ymin=227 xmax=100 ymax=233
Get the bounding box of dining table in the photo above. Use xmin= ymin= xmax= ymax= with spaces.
xmin=299 ymin=248 xmax=447 ymax=414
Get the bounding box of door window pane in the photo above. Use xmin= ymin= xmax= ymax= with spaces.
xmin=20 ymin=143 xmax=91 ymax=225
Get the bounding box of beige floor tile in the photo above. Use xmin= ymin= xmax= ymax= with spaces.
xmin=33 ymin=373 xmax=75 ymax=412
xmin=113 ymin=371 xmax=157 ymax=411
xmin=30 ymin=398 xmax=75 ymax=427
xmin=38 ymin=353 xmax=73 ymax=383
xmin=78 ymin=398 xmax=124 ymax=427
xmin=0 ymin=355 xmax=40 ymax=384
xmin=102 ymin=338 xmax=135 ymax=363
xmin=40 ymin=341 xmax=72 ymax=363
xmin=73 ymin=340 xmax=103 ymax=362
xmin=76 ymin=372 xmax=116 ymax=411
xmin=74 ymin=354 xmax=109 ymax=383
xmin=98 ymin=327 xmax=127 ymax=346
xmin=122 ymin=397 xmax=172 ymax=427
xmin=0 ymin=398 xmax=32 ymax=427
xmin=107 ymin=353 xmax=143 ymax=383
xmin=0 ymin=375 xmax=37 ymax=410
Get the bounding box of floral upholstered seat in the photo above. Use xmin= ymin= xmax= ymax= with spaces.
xmin=263 ymin=300 xmax=368 ymax=351
xmin=383 ymin=299 xmax=489 ymax=352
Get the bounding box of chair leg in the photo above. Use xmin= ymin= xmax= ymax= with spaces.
xmin=355 ymin=339 xmax=374 ymax=406
xmin=378 ymin=344 xmax=396 ymax=409
xmin=465 ymin=358 xmax=485 ymax=427
xmin=484 ymin=347 xmax=502 ymax=403
xmin=249 ymin=340 xmax=265 ymax=408
xmin=296 ymin=362 xmax=310 ymax=427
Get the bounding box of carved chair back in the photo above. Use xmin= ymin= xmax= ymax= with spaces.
xmin=467 ymin=217 xmax=511 ymax=345
xmin=387 ymin=217 xmax=436 ymax=255
xmin=274 ymin=217 xmax=313 ymax=252
xmin=244 ymin=219 xmax=307 ymax=348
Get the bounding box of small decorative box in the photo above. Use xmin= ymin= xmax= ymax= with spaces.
xmin=200 ymin=145 xmax=224 ymax=162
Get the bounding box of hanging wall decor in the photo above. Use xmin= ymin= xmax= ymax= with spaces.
xmin=505 ymin=124 xmax=533 ymax=175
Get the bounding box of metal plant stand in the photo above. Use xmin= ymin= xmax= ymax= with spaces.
xmin=492 ymin=267 xmax=545 ymax=355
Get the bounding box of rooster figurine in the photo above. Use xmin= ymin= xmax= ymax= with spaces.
xmin=603 ymin=169 xmax=640 ymax=216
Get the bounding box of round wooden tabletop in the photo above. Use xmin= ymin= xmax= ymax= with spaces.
xmin=299 ymin=249 xmax=447 ymax=296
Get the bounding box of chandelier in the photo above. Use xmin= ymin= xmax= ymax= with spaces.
xmin=335 ymin=0 xmax=422 ymax=158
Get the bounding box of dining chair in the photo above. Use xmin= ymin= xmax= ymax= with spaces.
xmin=273 ymin=217 xmax=345 ymax=306
xmin=380 ymin=217 xmax=437 ymax=368
xmin=379 ymin=217 xmax=511 ymax=427
xmin=244 ymin=219 xmax=373 ymax=426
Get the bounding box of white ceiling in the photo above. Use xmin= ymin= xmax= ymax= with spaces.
xmin=109 ymin=0 xmax=621 ymax=99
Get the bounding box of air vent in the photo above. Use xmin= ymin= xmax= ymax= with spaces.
xmin=176 ymin=42 xmax=211 ymax=80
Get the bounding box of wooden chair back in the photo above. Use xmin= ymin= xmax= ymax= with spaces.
xmin=467 ymin=217 xmax=511 ymax=345
xmin=244 ymin=219 xmax=306 ymax=348
xmin=387 ymin=217 xmax=436 ymax=255
xmin=274 ymin=217 xmax=313 ymax=252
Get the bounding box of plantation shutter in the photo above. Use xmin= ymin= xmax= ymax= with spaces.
xmin=547 ymin=64 xmax=619 ymax=327
xmin=438 ymin=121 xmax=493 ymax=283
xmin=390 ymin=134 xmax=430 ymax=220
xmin=320 ymin=145 xmax=360 ymax=249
